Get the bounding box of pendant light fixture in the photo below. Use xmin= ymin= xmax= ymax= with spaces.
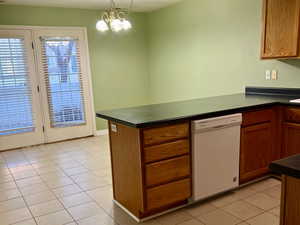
xmin=96 ymin=0 xmax=133 ymax=32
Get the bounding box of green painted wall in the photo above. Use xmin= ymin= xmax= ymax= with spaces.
xmin=2 ymin=1 xmax=300 ymax=130
xmin=0 ymin=5 xmax=149 ymax=129
xmin=147 ymin=0 xmax=300 ymax=104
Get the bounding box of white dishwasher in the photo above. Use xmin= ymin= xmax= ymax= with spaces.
xmin=191 ymin=114 xmax=242 ymax=201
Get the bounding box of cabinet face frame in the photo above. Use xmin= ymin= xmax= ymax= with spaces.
xmin=108 ymin=121 xmax=192 ymax=219
xmin=261 ymin=0 xmax=300 ymax=59
xmin=280 ymin=175 xmax=300 ymax=225
xmin=140 ymin=121 xmax=192 ymax=215
xmin=281 ymin=107 xmax=300 ymax=158
xmin=240 ymin=107 xmax=280 ymax=184
xmin=240 ymin=122 xmax=273 ymax=183
xmin=282 ymin=122 xmax=300 ymax=158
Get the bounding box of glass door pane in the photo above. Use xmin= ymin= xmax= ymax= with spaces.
xmin=34 ymin=29 xmax=94 ymax=143
xmin=0 ymin=29 xmax=44 ymax=151
xmin=0 ymin=37 xmax=34 ymax=135
xmin=41 ymin=38 xmax=86 ymax=128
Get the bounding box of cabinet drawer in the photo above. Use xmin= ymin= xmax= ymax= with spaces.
xmin=143 ymin=123 xmax=189 ymax=146
xmin=145 ymin=155 xmax=190 ymax=187
xmin=284 ymin=107 xmax=300 ymax=123
xmin=242 ymin=109 xmax=274 ymax=126
xmin=144 ymin=139 xmax=189 ymax=163
xmin=146 ymin=178 xmax=191 ymax=211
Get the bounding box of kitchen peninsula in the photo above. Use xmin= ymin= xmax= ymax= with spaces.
xmin=96 ymin=87 xmax=300 ymax=220
xmin=270 ymin=155 xmax=300 ymax=225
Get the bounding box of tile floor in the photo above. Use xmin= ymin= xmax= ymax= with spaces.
xmin=0 ymin=135 xmax=281 ymax=225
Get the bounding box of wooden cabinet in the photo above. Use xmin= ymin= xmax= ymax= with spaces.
xmin=145 ymin=155 xmax=190 ymax=187
xmin=282 ymin=107 xmax=300 ymax=158
xmin=144 ymin=139 xmax=189 ymax=163
xmin=284 ymin=107 xmax=300 ymax=123
xmin=107 ymin=105 xmax=300 ymax=219
xmin=109 ymin=121 xmax=191 ymax=219
xmin=143 ymin=123 xmax=189 ymax=146
xmin=283 ymin=123 xmax=300 ymax=157
xmin=280 ymin=176 xmax=300 ymax=225
xmin=240 ymin=108 xmax=279 ymax=183
xmin=261 ymin=0 xmax=300 ymax=59
xmin=240 ymin=122 xmax=273 ymax=183
xmin=146 ymin=178 xmax=191 ymax=211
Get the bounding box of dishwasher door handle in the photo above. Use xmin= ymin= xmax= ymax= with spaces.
xmin=195 ymin=124 xmax=232 ymax=131
xmin=211 ymin=124 xmax=230 ymax=130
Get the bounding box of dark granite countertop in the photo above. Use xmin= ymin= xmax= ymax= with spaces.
xmin=96 ymin=87 xmax=300 ymax=128
xmin=270 ymin=155 xmax=300 ymax=179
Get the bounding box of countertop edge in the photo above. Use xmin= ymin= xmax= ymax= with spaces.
xmin=269 ymin=162 xmax=300 ymax=179
xmin=96 ymin=101 xmax=280 ymax=128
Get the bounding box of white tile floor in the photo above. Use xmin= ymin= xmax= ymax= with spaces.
xmin=0 ymin=135 xmax=281 ymax=225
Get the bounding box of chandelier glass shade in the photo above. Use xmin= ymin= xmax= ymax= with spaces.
xmin=96 ymin=1 xmax=133 ymax=32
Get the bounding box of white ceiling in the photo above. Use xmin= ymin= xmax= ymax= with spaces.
xmin=1 ymin=0 xmax=183 ymax=12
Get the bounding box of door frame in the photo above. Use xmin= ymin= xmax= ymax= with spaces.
xmin=0 ymin=25 xmax=97 ymax=142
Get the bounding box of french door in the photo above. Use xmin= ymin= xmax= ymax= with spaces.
xmin=0 ymin=27 xmax=95 ymax=151
xmin=34 ymin=29 xmax=94 ymax=143
xmin=0 ymin=29 xmax=44 ymax=150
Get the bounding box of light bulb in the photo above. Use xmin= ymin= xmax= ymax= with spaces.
xmin=122 ymin=19 xmax=132 ymax=30
xmin=96 ymin=20 xmax=109 ymax=32
xmin=110 ymin=19 xmax=123 ymax=32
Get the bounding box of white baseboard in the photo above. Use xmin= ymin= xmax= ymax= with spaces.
xmin=94 ymin=129 xmax=108 ymax=136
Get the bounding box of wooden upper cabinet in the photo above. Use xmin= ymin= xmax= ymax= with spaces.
xmin=261 ymin=0 xmax=300 ymax=59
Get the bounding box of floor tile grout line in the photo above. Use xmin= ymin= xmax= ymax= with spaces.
xmin=189 ymin=186 xmax=281 ymax=225
xmin=33 ymin=145 xmax=114 ymax=224
xmin=82 ymin=189 xmax=122 ymax=225
xmin=13 ymin=176 xmax=38 ymax=225
xmin=242 ymin=196 xmax=280 ymax=212
xmin=218 ymin=198 xmax=280 ymax=223
xmin=219 ymin=201 xmax=265 ymax=221
xmin=10 ymin=146 xmax=81 ymax=224
xmin=11 ymin=145 xmax=51 ymax=225
xmin=0 ymin=136 xmax=280 ymax=225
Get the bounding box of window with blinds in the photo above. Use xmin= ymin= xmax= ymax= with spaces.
xmin=40 ymin=37 xmax=86 ymax=128
xmin=0 ymin=38 xmax=34 ymax=135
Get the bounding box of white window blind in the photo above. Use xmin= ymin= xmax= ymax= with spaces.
xmin=0 ymin=38 xmax=34 ymax=135
xmin=40 ymin=37 xmax=86 ymax=128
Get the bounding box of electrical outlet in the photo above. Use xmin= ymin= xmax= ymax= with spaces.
xmin=265 ymin=70 xmax=271 ymax=80
xmin=271 ymin=70 xmax=278 ymax=80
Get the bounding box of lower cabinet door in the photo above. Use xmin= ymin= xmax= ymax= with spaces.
xmin=146 ymin=178 xmax=191 ymax=211
xmin=240 ymin=122 xmax=273 ymax=183
xmin=283 ymin=122 xmax=300 ymax=157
